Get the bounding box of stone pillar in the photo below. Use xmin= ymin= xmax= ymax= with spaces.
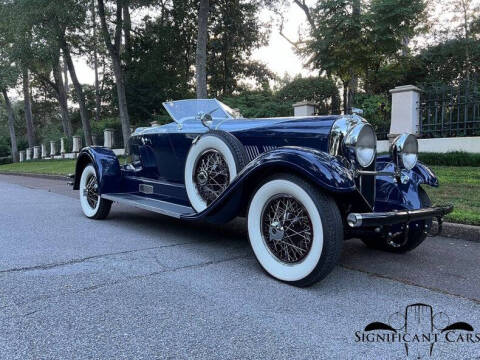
xmin=104 ymin=129 xmax=114 ymax=148
xmin=33 ymin=146 xmax=41 ymax=159
xmin=72 ymin=136 xmax=82 ymax=153
xmin=50 ymin=141 xmax=57 ymax=157
xmin=293 ymin=101 xmax=316 ymax=117
xmin=41 ymin=144 xmax=48 ymax=158
xmin=19 ymin=151 xmax=25 ymax=162
xmin=389 ymin=85 xmax=421 ymax=139
xmin=60 ymin=138 xmax=66 ymax=156
xmin=26 ymin=148 xmax=32 ymax=160
xmin=130 ymin=126 xmax=135 ymax=134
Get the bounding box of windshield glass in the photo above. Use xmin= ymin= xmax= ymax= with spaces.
xmin=162 ymin=99 xmax=235 ymax=123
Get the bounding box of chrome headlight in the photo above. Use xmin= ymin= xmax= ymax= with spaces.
xmin=390 ymin=134 xmax=418 ymax=170
xmin=345 ymin=123 xmax=377 ymax=168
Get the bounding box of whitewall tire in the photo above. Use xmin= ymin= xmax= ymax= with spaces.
xmin=247 ymin=174 xmax=343 ymax=287
xmin=79 ymin=164 xmax=112 ymax=219
xmin=185 ymin=131 xmax=247 ymax=212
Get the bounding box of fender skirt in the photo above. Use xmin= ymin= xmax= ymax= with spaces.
xmin=73 ymin=147 xmax=121 ymax=194
xmin=183 ymin=146 xmax=357 ymax=223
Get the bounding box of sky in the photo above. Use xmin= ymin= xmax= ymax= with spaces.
xmin=71 ymin=2 xmax=312 ymax=86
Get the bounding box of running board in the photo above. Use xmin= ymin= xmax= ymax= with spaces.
xmin=101 ymin=193 xmax=195 ymax=218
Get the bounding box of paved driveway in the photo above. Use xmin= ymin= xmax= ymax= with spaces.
xmin=0 ymin=175 xmax=479 ymax=359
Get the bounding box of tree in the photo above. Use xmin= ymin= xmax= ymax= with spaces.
xmin=125 ymin=0 xmax=197 ymax=120
xmin=21 ymin=68 xmax=35 ymax=146
xmin=97 ymin=0 xmax=131 ymax=150
xmin=207 ymin=0 xmax=273 ymax=96
xmin=293 ymin=0 xmax=427 ymax=111
xmin=8 ymin=0 xmax=93 ymax=145
xmin=276 ymin=76 xmax=340 ymax=114
xmin=196 ymin=0 xmax=209 ymax=98
xmin=0 ymin=52 xmax=20 ymax=162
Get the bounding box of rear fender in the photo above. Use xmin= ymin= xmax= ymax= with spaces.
xmin=73 ymin=147 xmax=121 ymax=194
xmin=183 ymin=146 xmax=357 ymax=223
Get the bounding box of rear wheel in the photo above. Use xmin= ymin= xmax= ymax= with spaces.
xmin=360 ymin=187 xmax=432 ymax=253
xmin=79 ymin=164 xmax=112 ymax=219
xmin=247 ymin=174 xmax=343 ymax=287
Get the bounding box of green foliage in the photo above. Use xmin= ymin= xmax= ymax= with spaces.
xmin=0 ymin=156 xmax=12 ymax=165
xmin=419 ymin=152 xmax=480 ymax=167
xmin=221 ymin=76 xmax=340 ymax=118
xmin=302 ymin=0 xmax=427 ymax=103
xmin=221 ymin=90 xmax=292 ymax=118
xmin=276 ymin=76 xmax=340 ymax=114
xmin=207 ymin=0 xmax=273 ymax=96
xmin=353 ymin=93 xmax=390 ymax=134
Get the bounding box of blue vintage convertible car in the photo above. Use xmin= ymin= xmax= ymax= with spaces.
xmin=73 ymin=99 xmax=452 ymax=286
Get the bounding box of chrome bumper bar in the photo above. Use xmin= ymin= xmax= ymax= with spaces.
xmin=347 ymin=205 xmax=454 ymax=228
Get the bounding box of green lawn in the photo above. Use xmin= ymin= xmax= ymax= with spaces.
xmin=0 ymin=159 xmax=76 ymax=176
xmin=425 ymin=166 xmax=480 ymax=226
xmin=0 ymin=160 xmax=478 ymax=225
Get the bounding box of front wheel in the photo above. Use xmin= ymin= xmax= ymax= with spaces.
xmin=247 ymin=174 xmax=344 ymax=287
xmin=79 ymin=164 xmax=112 ymax=219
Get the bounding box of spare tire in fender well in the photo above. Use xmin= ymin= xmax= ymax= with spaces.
xmin=184 ymin=130 xmax=248 ymax=212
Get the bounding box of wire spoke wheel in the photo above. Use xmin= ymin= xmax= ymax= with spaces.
xmin=193 ymin=149 xmax=230 ymax=205
xmin=261 ymin=194 xmax=313 ymax=264
xmin=84 ymin=174 xmax=99 ymax=209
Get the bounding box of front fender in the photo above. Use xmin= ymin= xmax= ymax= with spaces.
xmin=73 ymin=147 xmax=121 ymax=194
xmin=240 ymin=146 xmax=356 ymax=192
xmin=183 ymin=146 xmax=356 ymax=223
xmin=375 ymin=156 xmax=439 ymax=211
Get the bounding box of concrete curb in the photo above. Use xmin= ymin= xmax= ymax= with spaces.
xmin=0 ymin=171 xmax=68 ymax=181
xmin=437 ymin=222 xmax=480 ymax=243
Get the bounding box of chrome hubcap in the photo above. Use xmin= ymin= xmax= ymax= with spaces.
xmin=261 ymin=194 xmax=313 ymax=264
xmin=193 ymin=149 xmax=230 ymax=205
xmin=84 ymin=174 xmax=99 ymax=209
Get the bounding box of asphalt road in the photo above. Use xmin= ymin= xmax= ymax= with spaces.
xmin=0 ymin=174 xmax=479 ymax=360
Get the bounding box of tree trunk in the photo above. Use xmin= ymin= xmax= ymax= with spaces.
xmin=342 ymin=81 xmax=349 ymax=115
xmin=98 ymin=0 xmax=131 ymax=151
xmin=112 ymin=58 xmax=131 ymax=151
xmin=1 ymin=88 xmax=19 ymax=162
xmin=122 ymin=0 xmax=132 ymax=66
xmin=63 ymin=52 xmax=69 ymax=95
xmin=195 ymin=0 xmax=209 ymax=98
xmin=91 ymin=0 xmax=101 ymax=122
xmin=58 ymin=29 xmax=92 ymax=146
xmin=350 ymin=0 xmax=360 ymax=110
xmin=22 ymin=68 xmax=35 ymax=147
xmin=52 ymin=58 xmax=72 ymax=137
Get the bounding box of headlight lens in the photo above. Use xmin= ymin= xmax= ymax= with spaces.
xmin=390 ymin=134 xmax=418 ymax=170
xmin=345 ymin=123 xmax=377 ymax=167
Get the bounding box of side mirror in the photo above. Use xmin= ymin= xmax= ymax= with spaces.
xmin=197 ymin=111 xmax=213 ymax=129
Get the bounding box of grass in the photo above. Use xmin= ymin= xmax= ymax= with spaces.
xmin=0 ymin=159 xmax=76 ymax=176
xmin=425 ymin=166 xmax=480 ymax=226
xmin=0 ymin=160 xmax=478 ymax=226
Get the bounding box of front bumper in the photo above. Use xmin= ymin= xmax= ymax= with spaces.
xmin=346 ymin=205 xmax=454 ymax=228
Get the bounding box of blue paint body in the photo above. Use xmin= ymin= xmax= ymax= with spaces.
xmin=74 ymin=115 xmax=439 ymax=224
